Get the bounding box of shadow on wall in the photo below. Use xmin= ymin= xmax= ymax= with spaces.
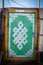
xmin=40 ymin=52 xmax=43 ymax=62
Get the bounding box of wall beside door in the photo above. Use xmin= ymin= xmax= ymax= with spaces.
xmin=39 ymin=8 xmax=43 ymax=62
xmin=39 ymin=8 xmax=43 ymax=52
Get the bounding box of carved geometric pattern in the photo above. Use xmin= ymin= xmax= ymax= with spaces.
xmin=13 ymin=21 xmax=28 ymax=50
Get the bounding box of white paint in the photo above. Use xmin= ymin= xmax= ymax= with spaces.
xmin=16 ymin=10 xmax=24 ymax=12
xmin=13 ymin=21 xmax=28 ymax=50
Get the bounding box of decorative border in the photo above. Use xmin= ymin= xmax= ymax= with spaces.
xmin=8 ymin=12 xmax=35 ymax=58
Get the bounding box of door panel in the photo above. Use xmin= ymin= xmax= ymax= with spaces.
xmin=4 ymin=9 xmax=38 ymax=60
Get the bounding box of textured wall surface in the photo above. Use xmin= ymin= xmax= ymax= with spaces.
xmin=39 ymin=9 xmax=43 ymax=52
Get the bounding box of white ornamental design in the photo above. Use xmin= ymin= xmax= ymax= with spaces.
xmin=13 ymin=21 xmax=28 ymax=50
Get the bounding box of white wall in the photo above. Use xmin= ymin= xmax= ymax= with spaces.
xmin=39 ymin=8 xmax=43 ymax=52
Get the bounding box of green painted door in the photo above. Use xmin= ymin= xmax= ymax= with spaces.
xmin=8 ymin=12 xmax=36 ymax=58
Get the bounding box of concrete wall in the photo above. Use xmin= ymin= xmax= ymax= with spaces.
xmin=39 ymin=8 xmax=43 ymax=52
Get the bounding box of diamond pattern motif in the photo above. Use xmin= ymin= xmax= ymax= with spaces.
xmin=13 ymin=21 xmax=28 ymax=50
